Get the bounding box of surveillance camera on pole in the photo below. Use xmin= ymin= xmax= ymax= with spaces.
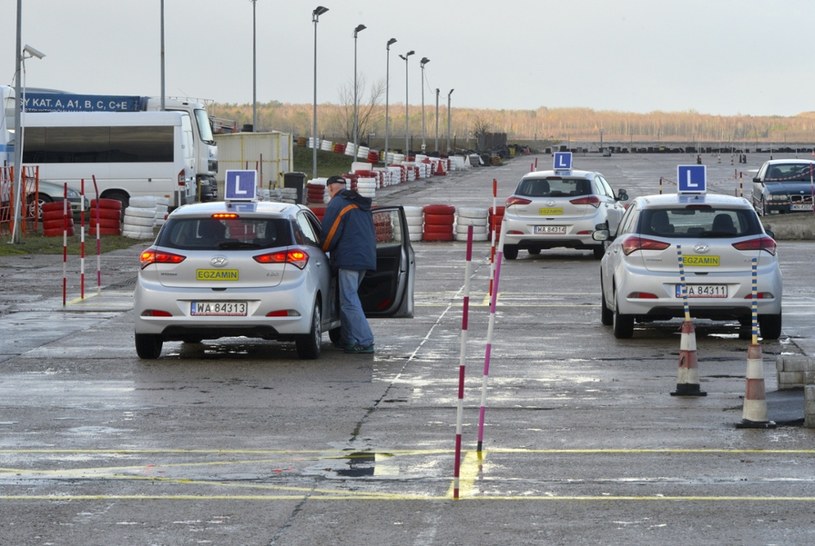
xmin=23 ymin=44 xmax=45 ymax=60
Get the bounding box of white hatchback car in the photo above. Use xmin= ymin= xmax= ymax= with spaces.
xmin=502 ymin=169 xmax=628 ymax=259
xmin=134 ymin=200 xmax=415 ymax=359
xmin=595 ymin=193 xmax=782 ymax=339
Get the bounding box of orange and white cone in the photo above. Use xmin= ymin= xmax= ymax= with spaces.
xmin=736 ymin=343 xmax=776 ymax=428
xmin=671 ymin=319 xmax=707 ymax=396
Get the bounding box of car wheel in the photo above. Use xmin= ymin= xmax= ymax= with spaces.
xmin=28 ymin=193 xmax=52 ymax=220
xmin=592 ymin=244 xmax=606 ymax=260
xmin=503 ymin=245 xmax=519 ymax=260
xmin=527 ymin=248 xmax=541 ymax=256
xmin=600 ymin=280 xmax=613 ymax=326
xmin=758 ymin=313 xmax=782 ymax=340
xmin=738 ymin=317 xmax=752 ymax=340
xmin=295 ymin=302 xmax=322 ymax=359
xmin=105 ymin=190 xmax=130 ymax=211
xmin=612 ymin=294 xmax=634 ymax=339
xmin=135 ymin=333 xmax=163 ymax=359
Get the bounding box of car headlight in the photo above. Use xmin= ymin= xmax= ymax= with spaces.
xmin=768 ymin=194 xmax=788 ymax=202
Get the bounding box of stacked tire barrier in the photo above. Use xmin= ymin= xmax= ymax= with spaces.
xmin=455 ymin=207 xmax=489 ymax=242
xmin=123 ymin=196 xmax=162 ymax=239
xmin=42 ymin=201 xmax=74 ymax=237
xmin=404 ymin=205 xmax=423 ymax=242
xmin=422 ymin=204 xmax=455 ymax=241
xmin=88 ymin=198 xmax=123 ymax=237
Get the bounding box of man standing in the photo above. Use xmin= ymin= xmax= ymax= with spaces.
xmin=320 ymin=176 xmax=377 ymax=354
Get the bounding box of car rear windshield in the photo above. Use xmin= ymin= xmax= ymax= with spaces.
xmin=640 ymin=207 xmax=763 ymax=238
xmin=156 ymin=217 xmax=293 ymax=250
xmin=764 ymin=163 xmax=815 ymax=182
xmin=515 ymin=177 xmax=591 ymax=198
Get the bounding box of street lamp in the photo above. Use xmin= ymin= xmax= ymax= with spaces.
xmin=398 ymin=50 xmax=415 ymax=157
xmin=352 ymin=24 xmax=366 ymax=155
xmin=446 ymin=88 xmax=454 ymax=155
xmin=10 ymin=32 xmax=45 ymax=244
xmin=419 ymin=57 xmax=430 ymax=152
xmin=252 ymin=0 xmax=258 ymax=131
xmin=311 ymin=5 xmax=328 ymax=179
xmin=384 ymin=37 xmax=397 ymax=165
xmin=434 ymin=88 xmax=439 ymax=153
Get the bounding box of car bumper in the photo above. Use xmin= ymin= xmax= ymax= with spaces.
xmin=503 ymin=214 xmax=601 ymax=249
xmin=614 ymin=266 xmax=782 ymax=319
xmin=134 ymin=280 xmax=316 ymax=339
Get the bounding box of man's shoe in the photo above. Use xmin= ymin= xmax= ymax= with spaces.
xmin=344 ymin=344 xmax=374 ymax=354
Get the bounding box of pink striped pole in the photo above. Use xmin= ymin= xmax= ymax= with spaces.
xmin=62 ymin=183 xmax=68 ymax=307
xmin=477 ymin=217 xmax=506 ymax=453
xmin=488 ymin=178 xmax=497 ymax=296
xmin=79 ymin=179 xmax=86 ymax=299
xmin=453 ymin=225 xmax=474 ymax=500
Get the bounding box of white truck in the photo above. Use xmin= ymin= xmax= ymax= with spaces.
xmin=2 ymin=86 xmax=218 ymax=201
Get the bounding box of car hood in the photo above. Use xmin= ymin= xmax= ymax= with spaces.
xmin=763 ymin=181 xmax=815 ymax=195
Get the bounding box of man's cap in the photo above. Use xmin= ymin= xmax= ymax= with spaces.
xmin=326 ymin=176 xmax=346 ymax=186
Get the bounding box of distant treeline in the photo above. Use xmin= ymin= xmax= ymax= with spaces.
xmin=208 ymin=102 xmax=815 ymax=145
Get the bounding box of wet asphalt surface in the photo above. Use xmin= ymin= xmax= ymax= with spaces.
xmin=1 ymin=152 xmax=815 ymax=545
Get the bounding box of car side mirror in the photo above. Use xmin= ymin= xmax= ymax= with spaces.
xmin=617 ymin=189 xmax=629 ymax=201
xmin=753 ymin=177 xmax=762 ymax=184
xmin=765 ymin=228 xmax=775 ymax=239
xmin=592 ymin=229 xmax=610 ymax=242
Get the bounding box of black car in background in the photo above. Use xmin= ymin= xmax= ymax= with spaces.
xmin=751 ymin=159 xmax=815 ymax=215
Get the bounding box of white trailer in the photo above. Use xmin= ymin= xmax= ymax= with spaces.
xmin=20 ymin=111 xmax=196 ymax=209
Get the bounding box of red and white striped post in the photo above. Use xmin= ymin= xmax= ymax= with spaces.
xmin=62 ymin=183 xmax=69 ymax=307
xmin=453 ymin=225 xmax=474 ymax=500
xmin=488 ymin=178 xmax=497 ymax=296
xmin=477 ymin=217 xmax=506 ymax=453
xmin=79 ymin=179 xmax=86 ymax=299
xmin=93 ymin=175 xmax=101 ymax=293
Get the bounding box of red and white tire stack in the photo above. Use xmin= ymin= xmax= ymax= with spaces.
xmin=88 ymin=198 xmax=123 ymax=237
xmin=41 ymin=201 xmax=74 ymax=237
xmin=455 ymin=207 xmax=489 ymax=242
xmin=422 ymin=204 xmax=455 ymax=242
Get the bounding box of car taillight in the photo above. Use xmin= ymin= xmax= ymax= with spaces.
xmin=732 ymin=236 xmax=777 ymax=255
xmin=254 ymin=249 xmax=309 ymax=269
xmin=622 ymin=236 xmax=671 ymax=255
xmin=569 ymin=195 xmax=601 ymax=208
xmin=178 ymin=169 xmax=186 ymax=187
xmin=505 ymin=196 xmax=532 ymax=207
xmin=140 ymin=248 xmax=186 ymax=268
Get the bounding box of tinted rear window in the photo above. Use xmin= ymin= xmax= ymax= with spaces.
xmin=156 ymin=217 xmax=292 ymax=250
xmin=515 ymin=177 xmax=591 ymax=198
xmin=639 ymin=208 xmax=762 ymax=238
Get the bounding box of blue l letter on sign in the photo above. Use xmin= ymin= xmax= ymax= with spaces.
xmin=225 ymin=170 xmax=258 ymax=201
xmin=553 ymin=152 xmax=573 ymax=170
xmin=677 ymin=165 xmax=706 ymax=193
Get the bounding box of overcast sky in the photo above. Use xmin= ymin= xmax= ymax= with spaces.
xmin=3 ymin=0 xmax=814 ymax=117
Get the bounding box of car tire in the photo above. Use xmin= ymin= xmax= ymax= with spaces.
xmin=600 ymin=280 xmax=613 ymax=326
xmin=527 ymin=248 xmax=541 ymax=256
xmin=612 ymin=295 xmax=634 ymax=338
xmin=295 ymin=302 xmax=322 ymax=359
xmin=503 ymin=245 xmax=519 ymax=260
xmin=135 ymin=334 xmax=163 ymax=359
xmin=592 ymin=244 xmax=606 ymax=260
xmin=328 ymin=326 xmax=342 ymax=346
xmin=758 ymin=313 xmax=782 ymax=340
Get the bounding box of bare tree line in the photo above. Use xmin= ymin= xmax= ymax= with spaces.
xmin=209 ymin=95 xmax=815 ymax=145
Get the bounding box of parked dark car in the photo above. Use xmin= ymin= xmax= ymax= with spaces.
xmin=751 ymin=159 xmax=815 ymax=215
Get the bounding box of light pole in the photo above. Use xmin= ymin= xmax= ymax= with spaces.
xmin=352 ymin=24 xmax=366 ymax=155
xmin=446 ymin=88 xmax=454 ymax=155
xmin=398 ymin=50 xmax=414 ymax=157
xmin=384 ymin=37 xmax=397 ymax=165
xmin=252 ymin=0 xmax=258 ymax=131
xmin=419 ymin=57 xmax=429 ymax=152
xmin=160 ymin=0 xmax=165 ymax=110
xmin=434 ymin=88 xmax=439 ymax=153
xmin=311 ymin=6 xmax=328 ymax=179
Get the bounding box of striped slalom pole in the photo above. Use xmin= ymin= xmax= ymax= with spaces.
xmin=659 ymin=176 xmax=663 ymax=195
xmin=737 ymin=257 xmax=776 ymax=428
xmin=79 ymin=179 xmax=86 ymax=300
xmin=671 ymin=244 xmax=706 ymax=396
xmin=477 ymin=216 xmax=506 ymax=453
xmin=453 ymin=225 xmax=474 ymax=500
xmin=488 ymin=178 xmax=497 ymax=296
xmin=93 ymin=176 xmax=101 ymax=294
xmin=62 ymin=183 xmax=68 ymax=307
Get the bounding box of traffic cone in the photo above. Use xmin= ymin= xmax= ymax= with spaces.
xmin=670 ymin=319 xmax=707 ymax=396
xmin=736 ymin=343 xmax=776 ymax=428
xmin=434 ymin=160 xmax=446 ymax=176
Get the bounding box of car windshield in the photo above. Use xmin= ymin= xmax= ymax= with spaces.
xmin=156 ymin=217 xmax=292 ymax=250
xmin=515 ymin=177 xmax=591 ymax=198
xmin=640 ymin=207 xmax=762 ymax=238
xmin=764 ymin=164 xmax=815 ymax=182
